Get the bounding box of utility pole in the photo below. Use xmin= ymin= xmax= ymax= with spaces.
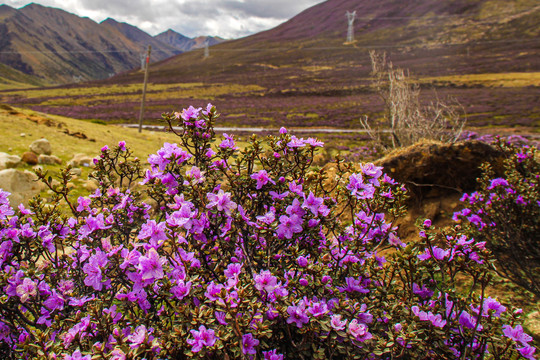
xmin=346 ymin=11 xmax=356 ymax=43
xmin=138 ymin=45 xmax=151 ymax=133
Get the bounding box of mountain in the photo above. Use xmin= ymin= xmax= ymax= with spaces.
xmin=1 ymin=0 xmax=538 ymax=131
xmin=0 ymin=3 xmax=179 ymax=84
xmin=154 ymin=29 xmax=226 ymax=52
xmin=127 ymin=0 xmax=539 ymax=87
xmin=100 ymin=18 xmax=181 ymax=57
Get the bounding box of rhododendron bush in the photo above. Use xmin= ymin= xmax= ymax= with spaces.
xmin=0 ymin=105 xmax=536 ymax=359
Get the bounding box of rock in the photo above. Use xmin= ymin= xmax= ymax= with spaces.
xmin=29 ymin=138 xmax=52 ymax=155
xmin=0 ymin=153 xmax=21 ymax=170
xmin=70 ymin=168 xmax=82 ymax=176
xmin=84 ymin=180 xmax=99 ymax=192
xmin=38 ymin=154 xmax=62 ymax=165
xmin=20 ymin=133 xmax=25 ymax=137
xmin=68 ymin=154 xmax=95 ymax=168
xmin=525 ymin=311 xmax=540 ymax=342
xmin=0 ymin=169 xmax=41 ymax=207
xmin=21 ymin=152 xmax=39 ymax=165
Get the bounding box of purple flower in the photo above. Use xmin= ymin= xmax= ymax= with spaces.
xmin=69 ymin=295 xmax=95 ymax=307
xmin=179 ymin=105 xmax=202 ymax=121
xmin=307 ymin=301 xmax=328 ymax=317
xmin=330 ymin=314 xmax=347 ymax=331
xmin=110 ymin=349 xmax=126 ymax=360
xmin=412 ymin=283 xmax=433 ymax=299
xmin=296 ymin=256 xmax=308 ymax=267
xmin=302 ymin=192 xmax=324 ymax=216
xmin=459 ymin=311 xmax=483 ymax=331
xmin=171 ymin=280 xmax=191 ymax=300
xmin=137 ymin=220 xmax=168 ymax=249
xmin=126 ymin=325 xmax=147 ymax=348
xmin=118 ymin=141 xmax=126 ymax=151
xmin=16 ymin=278 xmax=37 ymax=303
xmin=242 ymin=333 xmax=259 ymax=355
xmin=347 ymin=173 xmax=375 ymax=199
xmin=187 ymin=325 xmax=216 ymax=353
xmin=287 ymin=136 xmax=306 ymax=148
xmin=254 ymin=270 xmax=278 ymax=293
xmin=137 ymin=248 xmax=166 ymax=281
xmin=219 ymin=133 xmax=238 ymax=150
xmin=348 ymin=319 xmax=372 ymax=342
xmin=206 ymin=190 xmax=237 ymax=216
xmin=63 ymin=349 xmax=91 ymax=360
xmin=305 ymin=137 xmax=324 ymax=147
xmin=202 ymin=103 xmax=213 ymax=116
xmin=276 ymin=214 xmax=303 ymax=239
xmin=287 ymin=304 xmax=309 ymax=328
xmin=487 ymin=178 xmax=509 ymax=190
xmin=205 ymin=281 xmax=224 ymax=301
xmin=250 ymin=170 xmax=276 ymax=189
xmin=263 ymin=349 xmax=284 ymax=360
xmin=83 ymin=250 xmax=109 ymax=291
xmin=503 ymin=324 xmax=533 ymax=345
xmin=518 ymin=345 xmax=536 ymax=360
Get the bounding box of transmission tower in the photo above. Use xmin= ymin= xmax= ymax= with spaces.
xmin=346 ymin=10 xmax=356 ymax=43
xmin=204 ymin=40 xmax=210 ymax=59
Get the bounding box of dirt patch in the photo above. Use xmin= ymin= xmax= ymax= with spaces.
xmin=375 ymin=140 xmax=505 ymax=203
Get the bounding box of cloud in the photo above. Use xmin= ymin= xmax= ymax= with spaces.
xmin=3 ymin=0 xmax=324 ymax=38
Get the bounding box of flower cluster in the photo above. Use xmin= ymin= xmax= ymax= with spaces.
xmin=454 ymin=139 xmax=539 ymax=296
xmin=0 ymin=106 xmax=536 ymax=359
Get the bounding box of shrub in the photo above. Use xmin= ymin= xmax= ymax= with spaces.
xmin=454 ymin=139 xmax=540 ymax=296
xmin=0 ymin=105 xmax=536 ymax=359
xmin=361 ymin=51 xmax=466 ymax=149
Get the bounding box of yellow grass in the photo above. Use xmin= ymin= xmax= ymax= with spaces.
xmin=421 ymin=72 xmax=540 ymax=87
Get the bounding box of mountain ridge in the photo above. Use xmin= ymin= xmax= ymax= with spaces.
xmin=0 ymin=3 xmax=226 ymax=85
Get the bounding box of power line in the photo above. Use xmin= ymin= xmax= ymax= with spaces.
xmin=0 ymin=37 xmax=538 ymax=55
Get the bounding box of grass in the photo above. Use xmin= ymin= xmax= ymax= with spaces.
xmin=422 ymin=72 xmax=540 ymax=87
xmin=1 ymin=82 xmax=266 ymax=107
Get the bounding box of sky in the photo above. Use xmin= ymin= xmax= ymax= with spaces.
xmin=2 ymin=0 xmax=325 ymax=39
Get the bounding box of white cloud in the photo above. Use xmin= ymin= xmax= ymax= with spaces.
xmin=3 ymin=0 xmax=324 ymax=38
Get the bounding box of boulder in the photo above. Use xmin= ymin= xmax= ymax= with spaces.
xmin=0 ymin=153 xmax=21 ymax=170
xmin=69 ymin=168 xmax=82 ymax=176
xmin=21 ymin=152 xmax=39 ymax=165
xmin=30 ymin=138 xmax=52 ymax=155
xmin=0 ymin=169 xmax=41 ymax=207
xmin=38 ymin=154 xmax=62 ymax=165
xmin=83 ymin=179 xmax=99 ymax=192
xmin=68 ymin=154 xmax=95 ymax=168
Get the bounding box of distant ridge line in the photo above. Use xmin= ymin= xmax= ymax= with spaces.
xmin=2 ymin=38 xmax=538 ymax=54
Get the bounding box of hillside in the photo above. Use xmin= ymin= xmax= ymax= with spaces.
xmin=0 ymin=4 xmax=179 ymax=84
xmin=1 ymin=0 xmax=539 ymax=131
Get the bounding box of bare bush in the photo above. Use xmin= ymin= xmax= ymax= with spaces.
xmin=361 ymin=51 xmax=466 ymax=149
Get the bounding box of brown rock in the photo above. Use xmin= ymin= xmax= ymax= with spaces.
xmin=21 ymin=152 xmax=39 ymax=165
xmin=38 ymin=154 xmax=62 ymax=165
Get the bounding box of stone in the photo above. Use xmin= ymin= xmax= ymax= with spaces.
xmin=38 ymin=154 xmax=62 ymax=165
xmin=0 ymin=153 xmax=21 ymax=170
xmin=84 ymin=179 xmax=99 ymax=192
xmin=21 ymin=151 xmax=39 ymax=165
xmin=0 ymin=169 xmax=42 ymax=207
xmin=29 ymin=138 xmax=52 ymax=155
xmin=68 ymin=154 xmax=95 ymax=168
xmin=70 ymin=168 xmax=82 ymax=176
